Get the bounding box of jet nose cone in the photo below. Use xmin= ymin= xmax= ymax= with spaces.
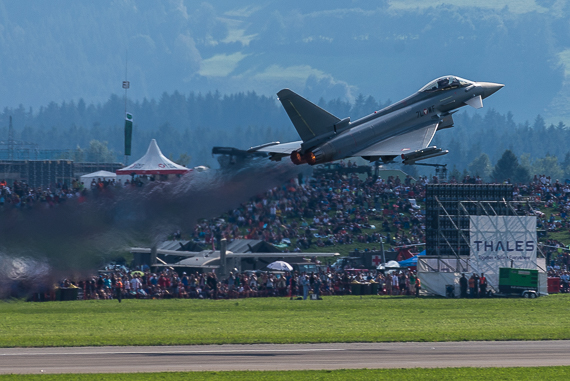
xmin=479 ymin=82 xmax=504 ymax=99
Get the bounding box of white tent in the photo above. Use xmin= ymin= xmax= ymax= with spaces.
xmin=116 ymin=139 xmax=190 ymax=175
xmin=80 ymin=170 xmax=116 ymax=184
xmin=377 ymin=260 xmax=400 ymax=271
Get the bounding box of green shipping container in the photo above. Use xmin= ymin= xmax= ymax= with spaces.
xmin=498 ymin=268 xmax=538 ymax=294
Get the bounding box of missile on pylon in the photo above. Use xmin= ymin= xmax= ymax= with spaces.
xmin=401 ymin=146 xmax=449 ymax=165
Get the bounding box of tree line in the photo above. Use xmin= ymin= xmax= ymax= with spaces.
xmin=0 ymin=91 xmax=569 ymax=182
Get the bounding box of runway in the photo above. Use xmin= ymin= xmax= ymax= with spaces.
xmin=1 ymin=341 xmax=569 ymax=374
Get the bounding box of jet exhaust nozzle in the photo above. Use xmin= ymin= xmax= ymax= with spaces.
xmin=291 ymin=149 xmax=327 ymax=165
xmin=290 ymin=151 xmax=307 ymax=165
xmin=308 ymin=145 xmax=336 ymax=166
xmin=305 ymin=152 xmax=317 ymax=165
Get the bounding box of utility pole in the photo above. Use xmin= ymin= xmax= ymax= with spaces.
xmin=380 ymin=236 xmax=386 ymax=267
xmin=8 ymin=116 xmax=14 ymax=160
xmin=122 ymin=50 xmax=130 ymax=166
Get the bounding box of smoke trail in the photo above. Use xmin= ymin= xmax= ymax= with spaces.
xmin=0 ymin=253 xmax=51 ymax=299
xmin=0 ymin=159 xmax=307 ymax=297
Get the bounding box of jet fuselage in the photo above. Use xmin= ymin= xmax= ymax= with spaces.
xmin=305 ymin=80 xmax=502 ymax=165
xmin=254 ymin=76 xmax=503 ymax=166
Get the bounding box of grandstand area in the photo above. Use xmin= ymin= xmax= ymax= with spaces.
xmin=1 ymin=164 xmax=569 ymax=300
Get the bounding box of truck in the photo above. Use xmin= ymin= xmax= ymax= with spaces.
xmin=498 ymin=267 xmax=539 ymax=298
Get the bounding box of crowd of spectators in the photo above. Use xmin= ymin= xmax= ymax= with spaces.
xmin=191 ymin=162 xmax=427 ymax=252
xmin=52 ymin=267 xmax=420 ymax=302
xmin=0 ymin=176 xmax=149 ymax=209
xmin=48 ymin=263 xmax=567 ymax=302
xmin=3 ymin=161 xmax=570 ymax=296
xmin=0 ymin=178 xmax=80 ymax=208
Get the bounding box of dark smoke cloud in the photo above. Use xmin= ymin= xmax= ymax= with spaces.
xmin=0 ymin=159 xmax=307 ymax=298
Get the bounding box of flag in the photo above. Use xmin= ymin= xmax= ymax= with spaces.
xmin=124 ymin=112 xmax=133 ymax=156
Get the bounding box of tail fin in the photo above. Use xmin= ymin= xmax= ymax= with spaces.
xmin=277 ymin=89 xmax=340 ymax=142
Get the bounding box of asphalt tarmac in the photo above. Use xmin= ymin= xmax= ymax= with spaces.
xmin=1 ymin=341 xmax=569 ymax=374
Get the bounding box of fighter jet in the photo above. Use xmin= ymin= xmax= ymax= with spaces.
xmin=248 ymin=75 xmax=503 ymax=165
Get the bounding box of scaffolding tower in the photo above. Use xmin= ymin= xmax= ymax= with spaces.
xmin=425 ymin=184 xmax=544 ymax=258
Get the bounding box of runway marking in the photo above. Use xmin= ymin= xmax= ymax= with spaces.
xmin=2 ymin=342 xmax=570 ymax=373
xmin=0 ymin=348 xmax=346 ymax=356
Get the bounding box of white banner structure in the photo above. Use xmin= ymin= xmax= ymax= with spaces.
xmin=469 ymin=215 xmax=538 ymax=291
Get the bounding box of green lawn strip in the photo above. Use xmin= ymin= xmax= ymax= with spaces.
xmin=1 ymin=367 xmax=569 ymax=380
xmin=1 ymin=295 xmax=570 ymax=347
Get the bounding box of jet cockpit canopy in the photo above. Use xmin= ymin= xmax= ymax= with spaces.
xmin=418 ymin=76 xmax=474 ymax=93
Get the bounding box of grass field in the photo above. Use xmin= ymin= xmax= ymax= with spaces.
xmin=1 ymin=367 xmax=570 ymax=380
xmin=1 ymin=294 xmax=570 ymax=347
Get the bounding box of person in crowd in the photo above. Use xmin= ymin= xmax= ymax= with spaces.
xmin=123 ymin=275 xmax=131 ymax=296
xmin=391 ymin=272 xmax=399 ymax=295
xmin=300 ymin=274 xmax=310 ymax=300
xmin=459 ymin=273 xmax=468 ymax=298
xmin=115 ymin=277 xmax=123 ymax=303
xmin=479 ymin=273 xmax=487 ymax=297
xmin=207 ymin=272 xmax=218 ymax=299
xmin=289 ymin=272 xmax=297 ymax=299
xmin=313 ymin=275 xmax=322 ymax=299
xmin=561 ymin=271 xmax=569 ymax=293
xmin=385 ymin=273 xmax=392 ymax=296
xmin=249 ymin=274 xmax=258 ymax=297
xmin=276 ymin=275 xmax=287 ymax=297
xmin=130 ymin=275 xmax=141 ymax=297
xmin=266 ymin=274 xmax=274 ymax=296
xmin=468 ymin=274 xmax=477 ymax=298
xmin=415 ymin=276 xmax=421 ymax=297
xmin=409 ymin=272 xmax=416 ymax=296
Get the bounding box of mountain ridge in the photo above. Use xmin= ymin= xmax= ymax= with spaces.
xmin=0 ymin=1 xmax=569 ymax=123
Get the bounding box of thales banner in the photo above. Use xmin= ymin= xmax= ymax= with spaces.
xmin=470 ymin=216 xmax=537 ymax=264
xmin=469 ymin=216 xmax=537 ymax=290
